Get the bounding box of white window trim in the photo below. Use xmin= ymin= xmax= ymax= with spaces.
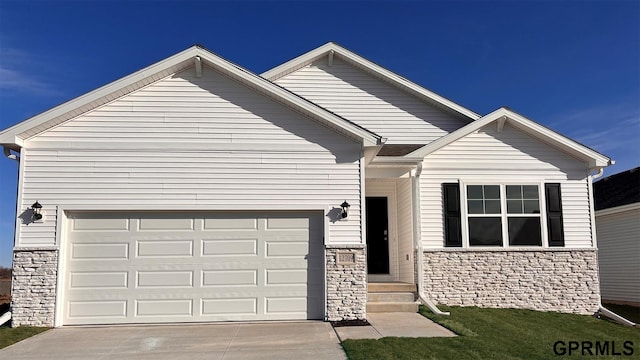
xmin=460 ymin=180 xmax=549 ymax=249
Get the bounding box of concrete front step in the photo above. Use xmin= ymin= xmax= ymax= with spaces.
xmin=367 ymin=292 xmax=415 ymax=303
xmin=368 ymin=282 xmax=417 ymax=293
xmin=367 ymin=302 xmax=419 ymax=313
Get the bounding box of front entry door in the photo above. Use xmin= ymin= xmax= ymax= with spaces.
xmin=366 ymin=197 xmax=389 ymax=274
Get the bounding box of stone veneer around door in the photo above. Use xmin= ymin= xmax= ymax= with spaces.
xmin=11 ymin=248 xmax=58 ymax=327
xmin=423 ymin=249 xmax=600 ymax=314
xmin=325 ymin=245 xmax=367 ymax=321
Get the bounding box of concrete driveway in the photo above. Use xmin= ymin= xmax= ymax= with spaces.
xmin=0 ymin=321 xmax=347 ymax=360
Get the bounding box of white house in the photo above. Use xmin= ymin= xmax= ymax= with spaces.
xmin=0 ymin=43 xmax=611 ymax=327
xmin=594 ymin=167 xmax=640 ymax=307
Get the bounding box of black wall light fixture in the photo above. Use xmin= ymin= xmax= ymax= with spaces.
xmin=340 ymin=200 xmax=350 ymax=219
xmin=31 ymin=201 xmax=43 ymax=221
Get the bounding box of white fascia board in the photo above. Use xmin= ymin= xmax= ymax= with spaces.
xmin=595 ymin=202 xmax=640 ymax=217
xmin=262 ymin=42 xmax=481 ymax=121
xmin=408 ymin=107 xmax=612 ymax=169
xmin=0 ymin=47 xmax=199 ymax=145
xmin=261 ymin=43 xmax=336 ymax=80
xmin=371 ymin=156 xmax=424 ymax=165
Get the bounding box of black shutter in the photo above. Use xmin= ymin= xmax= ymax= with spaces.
xmin=545 ymin=183 xmax=565 ymax=247
xmin=443 ymin=183 xmax=462 ymax=247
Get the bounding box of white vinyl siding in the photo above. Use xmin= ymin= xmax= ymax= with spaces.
xmin=420 ymin=124 xmax=593 ymax=248
xmin=18 ymin=65 xmax=363 ymax=247
xmin=596 ymin=205 xmax=640 ymax=304
xmin=275 ymin=57 xmax=466 ymax=145
xmin=396 ymin=178 xmax=415 ymax=283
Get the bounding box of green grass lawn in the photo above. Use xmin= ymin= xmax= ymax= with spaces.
xmin=0 ymin=303 xmax=49 ymax=349
xmin=342 ymin=306 xmax=640 ymax=360
xmin=0 ymin=325 xmax=48 ymax=349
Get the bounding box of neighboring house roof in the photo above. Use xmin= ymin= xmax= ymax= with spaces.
xmin=594 ymin=167 xmax=640 ymax=210
xmin=0 ymin=45 xmax=382 ymax=148
xmin=407 ymin=107 xmax=612 ymax=170
xmin=261 ymin=42 xmax=481 ymax=122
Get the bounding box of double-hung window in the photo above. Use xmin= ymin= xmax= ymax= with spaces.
xmin=466 ymin=184 xmax=542 ymax=247
xmin=505 ymin=185 xmax=542 ymax=246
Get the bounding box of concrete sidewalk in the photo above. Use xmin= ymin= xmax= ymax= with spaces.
xmin=334 ymin=312 xmax=457 ymax=340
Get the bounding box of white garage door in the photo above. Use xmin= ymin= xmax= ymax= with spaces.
xmin=62 ymin=211 xmax=324 ymax=325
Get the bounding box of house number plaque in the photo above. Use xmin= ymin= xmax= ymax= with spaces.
xmin=336 ymin=251 xmax=356 ymax=265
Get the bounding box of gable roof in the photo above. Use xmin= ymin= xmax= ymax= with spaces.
xmin=407 ymin=107 xmax=612 ymax=170
xmin=261 ymin=42 xmax=481 ymax=122
xmin=594 ymin=167 xmax=640 ymax=210
xmin=0 ymin=45 xmax=382 ymax=148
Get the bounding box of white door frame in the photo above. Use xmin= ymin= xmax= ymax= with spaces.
xmin=365 ymin=179 xmax=398 ymax=282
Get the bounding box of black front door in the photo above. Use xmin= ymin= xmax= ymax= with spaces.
xmin=366 ymin=197 xmax=389 ymax=274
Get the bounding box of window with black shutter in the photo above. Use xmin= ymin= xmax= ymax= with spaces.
xmin=443 ymin=183 xmax=462 ymax=247
xmin=545 ymin=183 xmax=565 ymax=247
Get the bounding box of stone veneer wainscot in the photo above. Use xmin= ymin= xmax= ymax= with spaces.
xmin=423 ymin=249 xmax=600 ymax=315
xmin=11 ymin=248 xmax=58 ymax=327
xmin=325 ymin=245 xmax=367 ymax=321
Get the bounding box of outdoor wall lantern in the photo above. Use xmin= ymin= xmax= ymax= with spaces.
xmin=31 ymin=201 xmax=43 ymax=221
xmin=340 ymin=200 xmax=350 ymax=219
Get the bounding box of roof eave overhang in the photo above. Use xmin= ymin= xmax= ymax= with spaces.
xmin=407 ymin=107 xmax=612 ymax=171
xmin=369 ymin=156 xmax=423 ymax=167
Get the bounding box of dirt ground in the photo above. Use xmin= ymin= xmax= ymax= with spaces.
xmin=0 ymin=279 xmax=10 ymax=305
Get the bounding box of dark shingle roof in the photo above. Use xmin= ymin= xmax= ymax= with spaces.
xmin=377 ymin=144 xmax=424 ymax=156
xmin=593 ymin=167 xmax=640 ymax=210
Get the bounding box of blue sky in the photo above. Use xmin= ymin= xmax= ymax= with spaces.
xmin=0 ymin=1 xmax=638 ymax=267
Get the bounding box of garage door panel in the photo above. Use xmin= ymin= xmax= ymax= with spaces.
xmin=136 ymin=240 xmax=194 ymax=257
xmin=265 ymin=269 xmax=307 ymax=285
xmin=63 ymin=211 xmax=324 ymax=325
xmin=72 ymin=217 xmax=130 ymax=231
xmin=201 ymin=239 xmax=257 ymax=256
xmin=202 ymin=270 xmax=257 ymax=287
xmin=69 ymin=271 xmax=129 ymax=289
xmin=203 ymin=217 xmax=258 ymax=230
xmin=265 ymin=297 xmax=307 ymax=314
xmin=67 ymin=300 xmax=128 ymax=319
xmin=265 ymin=242 xmax=308 ymax=257
xmin=135 ymin=299 xmax=193 ymax=317
xmin=136 ymin=270 xmax=194 ymax=288
xmin=138 ymin=217 xmax=195 ymax=231
xmin=265 ymin=217 xmax=309 ymax=229
xmin=72 ymin=243 xmax=129 ymax=260
xmin=201 ymin=298 xmax=257 ymax=315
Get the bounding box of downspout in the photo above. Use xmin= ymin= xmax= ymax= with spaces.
xmin=412 ymin=162 xmax=450 ymax=316
xmin=1 ymin=146 xmax=18 ymax=326
xmin=0 ymin=311 xmax=11 ymax=326
xmin=3 ymin=146 xmax=20 ymax=162
xmin=589 ymin=167 xmax=637 ymax=326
